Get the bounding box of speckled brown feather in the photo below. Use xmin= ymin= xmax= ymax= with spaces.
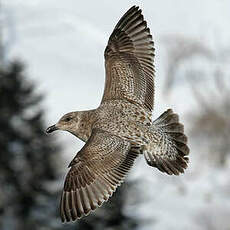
xmin=60 ymin=129 xmax=138 ymax=222
xmin=103 ymin=5 xmax=155 ymax=112
xmin=144 ymin=109 xmax=189 ymax=175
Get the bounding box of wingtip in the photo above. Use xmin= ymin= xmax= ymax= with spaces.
xmin=131 ymin=5 xmax=138 ymax=9
xmin=126 ymin=5 xmax=141 ymax=14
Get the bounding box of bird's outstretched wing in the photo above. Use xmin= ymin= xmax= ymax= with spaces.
xmin=60 ymin=129 xmax=138 ymax=222
xmin=102 ymin=5 xmax=155 ymax=112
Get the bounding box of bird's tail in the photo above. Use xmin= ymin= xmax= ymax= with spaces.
xmin=144 ymin=109 xmax=189 ymax=175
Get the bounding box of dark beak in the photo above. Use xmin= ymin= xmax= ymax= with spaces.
xmin=46 ymin=125 xmax=58 ymax=134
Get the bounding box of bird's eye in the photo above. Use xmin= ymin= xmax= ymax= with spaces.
xmin=64 ymin=117 xmax=72 ymax=122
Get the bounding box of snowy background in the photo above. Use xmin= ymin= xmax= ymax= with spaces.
xmin=2 ymin=0 xmax=230 ymax=229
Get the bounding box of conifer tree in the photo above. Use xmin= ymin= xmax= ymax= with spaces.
xmin=0 ymin=61 xmax=62 ymax=230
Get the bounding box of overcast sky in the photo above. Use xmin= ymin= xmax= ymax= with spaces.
xmin=2 ymin=1 xmax=230 ymax=229
xmin=3 ymin=0 xmax=230 ymax=153
xmin=4 ymin=0 xmax=230 ymax=121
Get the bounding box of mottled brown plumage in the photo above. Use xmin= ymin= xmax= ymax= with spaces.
xmin=46 ymin=6 xmax=189 ymax=222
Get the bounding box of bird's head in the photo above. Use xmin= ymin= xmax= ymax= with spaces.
xmin=46 ymin=111 xmax=81 ymax=135
xmin=46 ymin=110 xmax=94 ymax=142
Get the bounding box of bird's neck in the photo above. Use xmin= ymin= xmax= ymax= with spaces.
xmin=73 ymin=109 xmax=97 ymax=142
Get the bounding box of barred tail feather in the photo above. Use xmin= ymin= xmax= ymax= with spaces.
xmin=144 ymin=109 xmax=189 ymax=175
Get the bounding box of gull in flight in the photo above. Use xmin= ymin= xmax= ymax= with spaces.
xmin=46 ymin=5 xmax=189 ymax=222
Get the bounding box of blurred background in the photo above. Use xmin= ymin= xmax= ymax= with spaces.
xmin=1 ymin=0 xmax=230 ymax=229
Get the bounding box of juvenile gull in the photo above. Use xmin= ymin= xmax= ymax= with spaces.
xmin=46 ymin=5 xmax=189 ymax=222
